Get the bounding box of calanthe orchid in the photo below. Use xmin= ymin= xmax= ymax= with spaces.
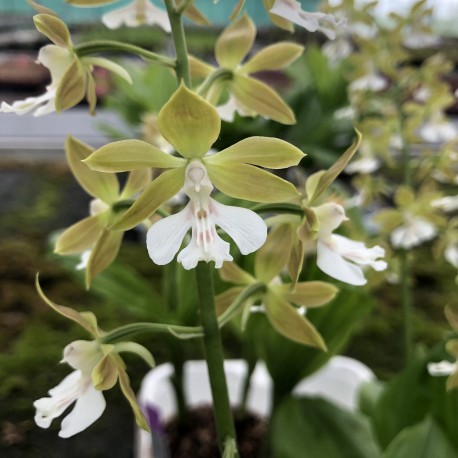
xmin=0 ymin=8 xmax=131 ymax=116
xmin=188 ymin=15 xmax=303 ymax=124
xmin=390 ymin=213 xmax=437 ymax=249
xmin=147 ymin=160 xmax=267 ymax=269
xmin=267 ymin=0 xmax=346 ymax=40
xmin=84 ymin=84 xmax=304 ymax=255
xmin=35 ymin=278 xmax=155 ymax=435
xmin=54 ymin=136 xmax=152 ymax=287
xmin=102 ymin=0 xmax=171 ymax=31
xmin=313 ymin=203 xmax=387 ymax=286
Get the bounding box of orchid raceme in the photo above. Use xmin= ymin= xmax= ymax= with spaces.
xmin=188 ymin=15 xmax=303 ymax=124
xmin=215 ymin=226 xmax=339 ymax=349
xmin=84 ymin=84 xmax=304 ymax=235
xmin=35 ymin=277 xmax=155 ymax=435
xmin=0 ymin=9 xmax=131 ymax=116
xmin=267 ymin=0 xmax=346 ymax=39
xmin=55 ymin=136 xmax=152 ymax=287
xmin=101 ymin=0 xmax=171 ymax=31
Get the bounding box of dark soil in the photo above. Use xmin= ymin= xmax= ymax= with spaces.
xmin=166 ymin=407 xmax=267 ymax=458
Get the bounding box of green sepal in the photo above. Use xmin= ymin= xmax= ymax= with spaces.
xmin=219 ymin=262 xmax=255 ymax=285
xmin=110 ymin=167 xmax=186 ymax=231
xmin=86 ymin=73 xmax=97 ymax=115
xmin=264 ymin=290 xmax=327 ymax=350
xmin=181 ymin=2 xmax=211 ymax=26
xmin=241 ymin=42 xmax=304 ymax=74
xmin=66 ymin=136 xmax=120 ymax=203
xmin=255 ymin=224 xmax=295 ymax=283
xmin=231 ymin=74 xmax=296 ymax=125
xmin=92 ymin=353 xmax=118 ymax=390
xmin=83 ymin=56 xmax=132 ymax=84
xmin=33 ymin=14 xmax=72 ymax=47
xmin=86 ymin=229 xmax=123 ymax=288
xmin=306 ymin=130 xmax=362 ymax=205
xmin=113 ymin=341 xmax=156 ymax=368
xmin=215 ymin=14 xmax=256 ymax=70
xmin=446 ymin=369 xmax=458 ymax=391
xmin=35 ymin=274 xmax=99 ymax=337
xmin=215 ymin=286 xmax=244 ymax=317
xmin=446 ymin=340 xmax=458 ymax=359
xmin=205 ymin=136 xmax=304 ymax=169
xmin=120 ymin=169 xmax=152 ymax=200
xmin=84 ymin=139 xmax=186 ymax=172
xmin=272 ymin=281 xmax=339 ymax=307
xmin=158 ymin=83 xmax=220 ymax=159
xmin=27 ymin=0 xmax=58 ymax=17
xmin=55 ymin=215 xmax=104 ymax=255
xmin=445 ymin=305 xmax=458 ymax=330
xmin=287 ymin=236 xmax=305 ymax=287
xmin=230 ymin=0 xmax=246 ymax=20
xmin=189 ymin=55 xmax=214 ymax=79
xmin=65 ymin=0 xmax=118 ymax=6
xmin=205 ymin=162 xmax=300 ymax=203
xmin=56 ymin=59 xmax=87 ymax=112
xmin=394 ymin=186 xmax=415 ymax=207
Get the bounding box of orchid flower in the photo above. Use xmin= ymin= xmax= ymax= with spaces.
xmin=147 ymin=161 xmax=266 ymax=269
xmin=54 ymin=136 xmax=152 ymax=287
xmin=34 ymin=278 xmax=155 ymax=435
xmin=390 ymin=213 xmax=437 ymax=249
xmin=188 ymin=15 xmax=303 ymax=124
xmin=84 ymin=85 xmax=304 ymax=261
xmin=102 ymin=0 xmax=171 ymax=31
xmin=0 ymin=9 xmax=131 ymax=116
xmin=314 ymin=203 xmax=387 ymax=286
xmin=268 ymin=0 xmax=346 ymax=40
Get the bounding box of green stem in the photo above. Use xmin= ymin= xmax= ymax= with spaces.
xmin=164 ymin=0 xmax=191 ymax=86
xmin=195 ymin=262 xmax=238 ymax=456
xmin=74 ymin=41 xmax=175 ymax=68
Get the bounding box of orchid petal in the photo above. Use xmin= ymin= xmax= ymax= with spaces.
xmin=428 ymin=361 xmax=457 ymax=377
xmin=147 ymin=204 xmax=193 ymax=265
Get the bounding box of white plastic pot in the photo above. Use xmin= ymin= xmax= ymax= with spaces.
xmin=135 ymin=356 xmax=374 ymax=458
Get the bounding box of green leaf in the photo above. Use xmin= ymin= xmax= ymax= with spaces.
xmin=264 ymin=291 xmax=326 ymax=350
xmin=384 ymin=417 xmax=458 ymax=458
xmin=84 ymin=139 xmax=186 ymax=172
xmin=215 ymin=15 xmax=256 ymax=70
xmin=33 ymin=14 xmax=72 ymax=47
xmin=231 ymin=74 xmax=296 ymax=125
xmin=66 ymin=136 xmax=120 ymax=203
xmin=205 ymin=136 xmax=305 ymax=169
xmin=271 ymin=397 xmax=382 ymax=458
xmin=307 ymin=130 xmax=362 ymax=205
xmin=111 ymin=167 xmax=185 ymax=231
xmin=241 ymin=42 xmax=304 ymax=74
xmin=205 ymin=162 xmax=300 ymax=203
xmin=158 ymin=83 xmax=220 ymax=159
xmin=55 ymin=59 xmax=87 ymax=112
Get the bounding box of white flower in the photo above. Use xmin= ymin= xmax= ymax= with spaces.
xmin=0 ymin=45 xmax=73 ymax=117
xmin=147 ymin=161 xmax=267 ymax=270
xmin=349 ymin=73 xmax=387 ymax=93
xmin=313 ymin=203 xmax=387 ymax=285
xmin=445 ymin=243 xmax=458 ymax=269
xmin=34 ymin=340 xmax=105 ymax=438
xmin=216 ymin=95 xmax=256 ymax=123
xmin=102 ymin=0 xmax=171 ymax=32
xmin=345 ymin=157 xmax=380 ymax=174
xmin=269 ymin=0 xmax=346 ymax=40
xmin=431 ymin=196 xmax=458 ymax=212
xmin=419 ymin=117 xmax=457 ymax=143
xmin=428 ymin=360 xmax=457 ymax=377
xmin=76 ymin=250 xmax=92 ymax=271
xmin=391 ymin=214 xmax=437 ymax=249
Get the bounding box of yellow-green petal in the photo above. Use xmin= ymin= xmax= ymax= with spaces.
xmin=231 ymin=74 xmax=295 ymax=125
xmin=215 ymin=15 xmax=256 ymax=70
xmin=230 ymin=0 xmax=246 ymax=20
xmin=35 ymin=274 xmax=99 ymax=337
xmin=33 ymin=14 xmax=72 ymax=47
xmin=264 ymin=291 xmax=326 ymax=350
xmin=113 ymin=341 xmax=155 ymax=368
xmin=189 ymin=55 xmax=215 ymax=80
xmin=55 ymin=215 xmax=104 ymax=255
xmin=272 ymin=281 xmax=339 ymax=307
xmin=445 ymin=305 xmax=458 ymax=330
xmin=92 ymin=354 xmax=118 ymax=390
xmin=287 ymin=236 xmax=305 ymax=287
xmin=111 ymin=167 xmax=186 ymax=231
xmin=28 ymin=0 xmax=58 ymax=17
xmin=120 ymin=169 xmax=152 ymax=200
xmin=84 ymin=139 xmax=186 ymax=172
xmin=219 ymin=262 xmax=255 ymax=286
xmin=158 ymin=84 xmax=220 ymax=159
xmin=205 ymin=136 xmax=304 ymax=169
xmin=182 ymin=3 xmax=211 ymax=26
xmin=255 ymin=224 xmax=294 ymax=283
xmin=55 ymin=60 xmax=87 ymax=112
xmin=206 ymin=162 xmax=300 ymax=203
xmin=241 ymin=42 xmax=304 ymax=74
xmin=86 ymin=229 xmax=123 ymax=288
xmin=66 ymin=136 xmax=119 ymax=203
xmin=83 ymin=56 xmax=132 ymax=84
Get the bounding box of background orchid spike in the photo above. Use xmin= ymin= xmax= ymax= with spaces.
xmin=189 ymin=14 xmax=303 ymax=124
xmin=101 ymin=0 xmax=171 ymax=31
xmin=55 ymin=136 xmax=152 ymax=288
xmin=268 ymin=0 xmax=346 ymax=39
xmin=0 ymin=8 xmax=131 ymax=116
xmin=216 ymin=228 xmax=339 ymax=349
xmin=84 ymin=84 xmax=305 ymax=232
xmin=35 ymin=275 xmax=154 ymax=434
